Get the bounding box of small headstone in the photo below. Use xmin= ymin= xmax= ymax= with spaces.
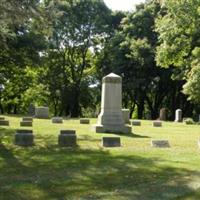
xmin=60 ymin=130 xmax=76 ymax=135
xmin=0 ymin=120 xmax=9 ymax=126
xmin=80 ymin=118 xmax=90 ymax=124
xmin=52 ymin=117 xmax=63 ymax=124
xmin=102 ymin=137 xmax=121 ymax=147
xmin=159 ymin=108 xmax=167 ymax=121
xmin=20 ymin=121 xmax=32 ymax=127
xmin=122 ymin=109 xmax=130 ymax=124
xmin=175 ymin=109 xmax=182 ymax=122
xmin=15 ymin=129 xmax=34 ymax=146
xmin=58 ymin=130 xmax=77 ymax=147
xmin=22 ymin=117 xmax=33 ymax=122
xmin=153 ymin=121 xmax=162 ymax=127
xmin=28 ymin=103 xmax=35 ymax=116
xmin=35 ymin=107 xmax=49 ymax=119
xmin=151 ymin=140 xmax=170 ymax=148
xmin=131 ymin=120 xmax=141 ymax=126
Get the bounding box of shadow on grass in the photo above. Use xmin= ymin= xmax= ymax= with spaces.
xmin=0 ymin=127 xmax=199 ymax=200
xmin=115 ymin=132 xmax=150 ymax=139
xmin=78 ymin=134 xmax=101 ymax=142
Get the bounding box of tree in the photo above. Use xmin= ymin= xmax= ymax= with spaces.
xmin=156 ymin=0 xmax=200 ymax=104
xmin=43 ymin=0 xmax=112 ymax=117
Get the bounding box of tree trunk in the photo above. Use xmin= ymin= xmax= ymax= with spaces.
xmin=137 ymin=100 xmax=144 ymax=119
xmin=70 ymin=87 xmax=81 ymax=117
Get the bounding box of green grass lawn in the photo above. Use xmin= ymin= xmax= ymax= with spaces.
xmin=0 ymin=115 xmax=200 ymax=200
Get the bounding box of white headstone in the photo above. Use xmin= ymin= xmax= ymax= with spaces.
xmin=175 ymin=109 xmax=182 ymax=122
xmin=93 ymin=73 xmax=131 ymax=133
xmin=122 ymin=109 xmax=130 ymax=124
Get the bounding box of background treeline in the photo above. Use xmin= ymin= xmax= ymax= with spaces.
xmin=1 ymin=0 xmax=200 ymax=120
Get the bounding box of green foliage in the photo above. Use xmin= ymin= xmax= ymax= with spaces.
xmin=183 ymin=63 xmax=200 ymax=103
xmin=183 ymin=117 xmax=195 ymax=125
xmin=42 ymin=0 xmax=112 ymax=117
xmin=156 ymin=0 xmax=200 ymax=104
xmin=156 ymin=0 xmax=200 ymax=67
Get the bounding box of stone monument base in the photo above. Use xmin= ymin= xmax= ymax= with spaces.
xmin=93 ymin=124 xmax=131 ymax=134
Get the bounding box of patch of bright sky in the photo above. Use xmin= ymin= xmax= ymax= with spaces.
xmin=104 ymin=0 xmax=145 ymax=11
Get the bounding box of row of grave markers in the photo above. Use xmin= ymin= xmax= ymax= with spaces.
xmin=0 ymin=115 xmax=197 ymax=129
xmin=1 ymin=116 xmax=200 ymax=148
xmin=0 ymin=116 xmax=165 ymax=128
xmin=10 ymin=130 xmax=200 ymax=148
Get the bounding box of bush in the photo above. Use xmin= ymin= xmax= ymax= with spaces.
xmin=183 ymin=118 xmax=195 ymax=125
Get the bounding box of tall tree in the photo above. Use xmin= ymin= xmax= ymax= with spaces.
xmin=156 ymin=0 xmax=200 ymax=105
xmin=43 ymin=0 xmax=111 ymax=117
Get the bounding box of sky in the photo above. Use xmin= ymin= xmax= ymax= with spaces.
xmin=104 ymin=0 xmax=145 ymax=11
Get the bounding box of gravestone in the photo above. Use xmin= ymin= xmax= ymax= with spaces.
xmin=15 ymin=129 xmax=34 ymax=146
xmin=28 ymin=103 xmax=35 ymax=116
xmin=153 ymin=121 xmax=162 ymax=127
xmin=52 ymin=117 xmax=63 ymax=124
xmin=60 ymin=130 xmax=76 ymax=135
xmin=93 ymin=73 xmax=131 ymax=134
xmin=35 ymin=107 xmax=49 ymax=119
xmin=20 ymin=121 xmax=32 ymax=127
xmin=131 ymin=120 xmax=141 ymax=126
xmin=0 ymin=120 xmax=9 ymax=126
xmin=58 ymin=130 xmax=77 ymax=147
xmin=80 ymin=118 xmax=90 ymax=124
xmin=175 ymin=109 xmax=182 ymax=122
xmin=159 ymin=108 xmax=167 ymax=121
xmin=0 ymin=117 xmax=5 ymax=120
xmin=151 ymin=140 xmax=170 ymax=148
xmin=22 ymin=117 xmax=33 ymax=122
xmin=102 ymin=137 xmax=121 ymax=147
xmin=122 ymin=109 xmax=130 ymax=124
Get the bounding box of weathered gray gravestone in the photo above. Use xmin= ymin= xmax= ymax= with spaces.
xmin=80 ymin=118 xmax=90 ymax=124
xmin=52 ymin=117 xmax=63 ymax=123
xmin=122 ymin=109 xmax=130 ymax=124
xmin=22 ymin=117 xmax=33 ymax=122
xmin=28 ymin=103 xmax=35 ymax=116
xmin=131 ymin=120 xmax=141 ymax=126
xmin=20 ymin=121 xmax=32 ymax=127
xmin=153 ymin=121 xmax=162 ymax=127
xmin=58 ymin=130 xmax=77 ymax=147
xmin=175 ymin=109 xmax=182 ymax=122
xmin=159 ymin=108 xmax=167 ymax=121
xmin=102 ymin=137 xmax=121 ymax=147
xmin=151 ymin=140 xmax=170 ymax=148
xmin=15 ymin=129 xmax=34 ymax=146
xmin=0 ymin=120 xmax=9 ymax=126
xmin=35 ymin=107 xmax=49 ymax=119
xmin=93 ymin=73 xmax=131 ymax=134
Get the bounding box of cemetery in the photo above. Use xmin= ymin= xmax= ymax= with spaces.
xmin=1 ymin=0 xmax=200 ymax=199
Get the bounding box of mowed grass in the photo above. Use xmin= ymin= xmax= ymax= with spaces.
xmin=0 ymin=116 xmax=200 ymax=200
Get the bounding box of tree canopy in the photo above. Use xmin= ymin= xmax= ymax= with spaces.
xmin=0 ymin=0 xmax=199 ymax=119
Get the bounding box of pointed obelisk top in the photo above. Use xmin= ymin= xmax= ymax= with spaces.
xmin=103 ymin=73 xmax=122 ymax=83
